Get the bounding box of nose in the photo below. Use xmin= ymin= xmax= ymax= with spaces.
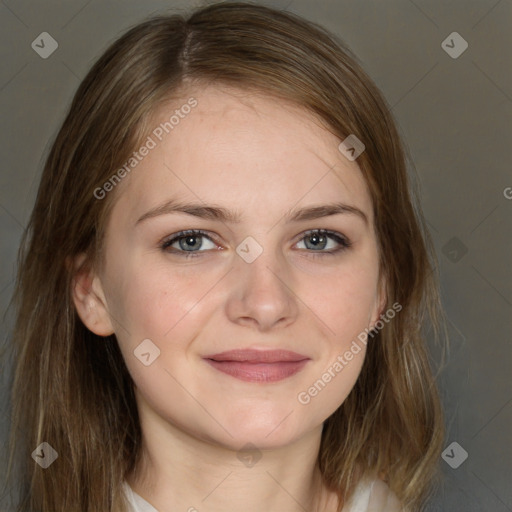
xmin=224 ymin=243 xmax=299 ymax=332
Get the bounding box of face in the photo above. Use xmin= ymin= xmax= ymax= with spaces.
xmin=74 ymin=84 xmax=385 ymax=451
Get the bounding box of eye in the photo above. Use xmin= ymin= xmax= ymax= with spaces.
xmin=160 ymin=230 xmax=218 ymax=258
xmin=160 ymin=228 xmax=351 ymax=259
xmin=295 ymin=229 xmax=351 ymax=256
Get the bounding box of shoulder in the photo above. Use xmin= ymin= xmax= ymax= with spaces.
xmin=122 ymin=481 xmax=139 ymax=512
xmin=122 ymin=481 xmax=160 ymax=512
xmin=366 ymin=476 xmax=404 ymax=512
xmin=341 ymin=473 xmax=404 ymax=512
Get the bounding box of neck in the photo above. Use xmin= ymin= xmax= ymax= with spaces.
xmin=126 ymin=396 xmax=338 ymax=512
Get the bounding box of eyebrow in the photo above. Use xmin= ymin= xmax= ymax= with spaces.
xmin=135 ymin=199 xmax=368 ymax=226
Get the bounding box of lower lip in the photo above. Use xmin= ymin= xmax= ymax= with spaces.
xmin=204 ymin=359 xmax=309 ymax=382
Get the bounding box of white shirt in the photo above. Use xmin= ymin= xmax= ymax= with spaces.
xmin=122 ymin=473 xmax=402 ymax=512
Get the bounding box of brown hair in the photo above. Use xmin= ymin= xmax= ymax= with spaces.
xmin=2 ymin=2 xmax=445 ymax=511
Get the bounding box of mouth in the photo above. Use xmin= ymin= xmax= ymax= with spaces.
xmin=202 ymin=349 xmax=310 ymax=383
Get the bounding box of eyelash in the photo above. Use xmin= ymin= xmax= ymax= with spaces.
xmin=160 ymin=229 xmax=352 ymax=260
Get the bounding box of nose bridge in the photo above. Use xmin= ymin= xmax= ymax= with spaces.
xmin=225 ymin=234 xmax=298 ymax=329
xmin=236 ymin=234 xmax=289 ymax=295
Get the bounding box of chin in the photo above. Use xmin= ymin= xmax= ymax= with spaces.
xmin=209 ymin=415 xmax=311 ymax=451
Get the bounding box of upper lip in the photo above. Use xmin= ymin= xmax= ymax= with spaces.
xmin=204 ymin=349 xmax=310 ymax=363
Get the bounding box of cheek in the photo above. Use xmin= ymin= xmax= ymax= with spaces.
xmin=109 ymin=264 xmax=209 ymax=390
xmin=110 ymin=260 xmax=211 ymax=339
xmin=110 ymin=247 xmax=379 ymax=351
xmin=313 ymin=263 xmax=379 ymax=340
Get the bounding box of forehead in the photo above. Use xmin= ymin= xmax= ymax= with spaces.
xmin=109 ymin=84 xmax=373 ymax=226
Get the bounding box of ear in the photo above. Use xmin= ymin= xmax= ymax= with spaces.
xmin=68 ymin=253 xmax=115 ymax=336
xmin=369 ymin=273 xmax=388 ymax=330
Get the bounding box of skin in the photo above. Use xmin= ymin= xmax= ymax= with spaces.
xmin=73 ymin=84 xmax=386 ymax=512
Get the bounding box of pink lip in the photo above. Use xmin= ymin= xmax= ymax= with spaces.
xmin=203 ymin=349 xmax=310 ymax=383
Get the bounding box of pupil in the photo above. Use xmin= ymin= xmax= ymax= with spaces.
xmin=182 ymin=236 xmax=200 ymax=250
xmin=308 ymin=233 xmax=325 ymax=249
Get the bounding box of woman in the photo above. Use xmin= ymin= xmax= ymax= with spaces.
xmin=3 ymin=2 xmax=445 ymax=511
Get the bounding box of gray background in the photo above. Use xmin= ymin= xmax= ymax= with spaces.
xmin=0 ymin=0 xmax=511 ymax=510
